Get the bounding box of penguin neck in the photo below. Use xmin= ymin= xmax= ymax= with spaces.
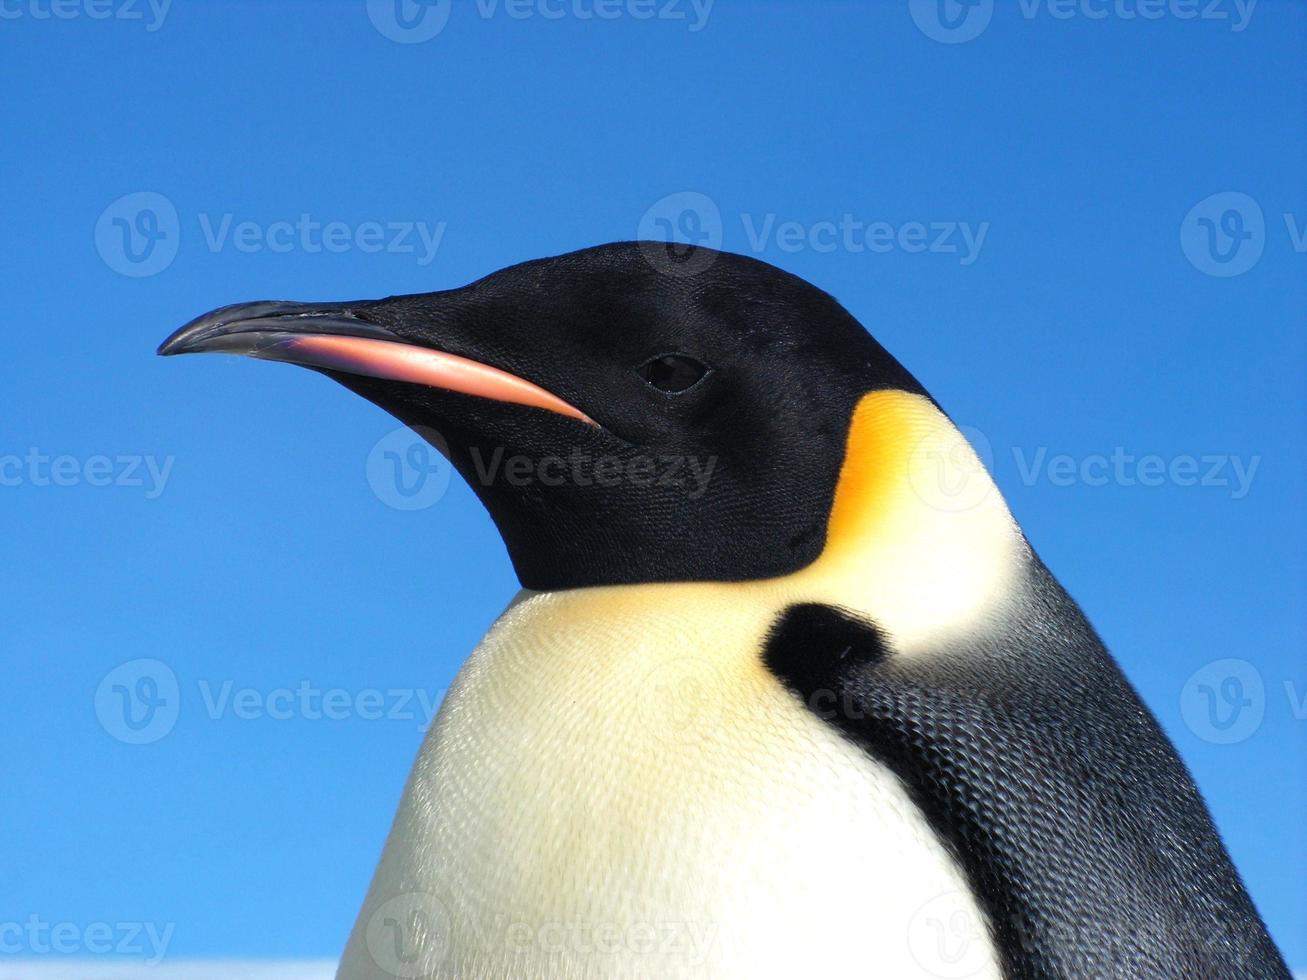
xmin=502 ymin=391 xmax=1026 ymax=656
xmin=790 ymin=390 xmax=1025 ymax=651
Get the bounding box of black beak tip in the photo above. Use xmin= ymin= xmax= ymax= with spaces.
xmin=157 ymin=300 xmax=286 ymax=358
xmin=158 ymin=320 xmax=214 ymax=356
xmin=156 ymin=300 xmax=390 ymax=359
xmin=157 ymin=311 xmax=220 ymax=356
xmin=156 ymin=330 xmax=188 ymax=357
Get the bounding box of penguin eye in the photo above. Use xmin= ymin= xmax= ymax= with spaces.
xmin=635 ymin=353 xmax=710 ymax=394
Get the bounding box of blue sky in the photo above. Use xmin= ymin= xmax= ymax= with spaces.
xmin=2 ymin=0 xmax=1304 ymax=973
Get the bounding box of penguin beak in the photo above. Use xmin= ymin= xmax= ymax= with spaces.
xmin=157 ymin=300 xmax=595 ymax=425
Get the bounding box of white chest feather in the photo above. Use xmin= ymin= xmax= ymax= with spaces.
xmin=338 ymin=393 xmax=1019 ymax=978
xmin=336 ymin=586 xmax=1003 ymax=979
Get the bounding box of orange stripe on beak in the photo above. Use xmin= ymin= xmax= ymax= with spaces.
xmin=256 ymin=334 xmax=595 ymax=425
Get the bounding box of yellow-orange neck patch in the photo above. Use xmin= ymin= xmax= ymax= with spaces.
xmin=795 ymin=389 xmax=1022 ymax=650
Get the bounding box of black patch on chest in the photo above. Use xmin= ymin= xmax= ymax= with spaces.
xmin=760 ymin=586 xmax=1290 ymax=980
xmin=764 ymin=602 xmax=890 ymax=678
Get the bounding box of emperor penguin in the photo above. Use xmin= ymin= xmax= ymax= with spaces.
xmin=158 ymin=243 xmax=1289 ymax=979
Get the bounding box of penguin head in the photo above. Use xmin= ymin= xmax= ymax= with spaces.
xmin=159 ymin=243 xmax=926 ymax=590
